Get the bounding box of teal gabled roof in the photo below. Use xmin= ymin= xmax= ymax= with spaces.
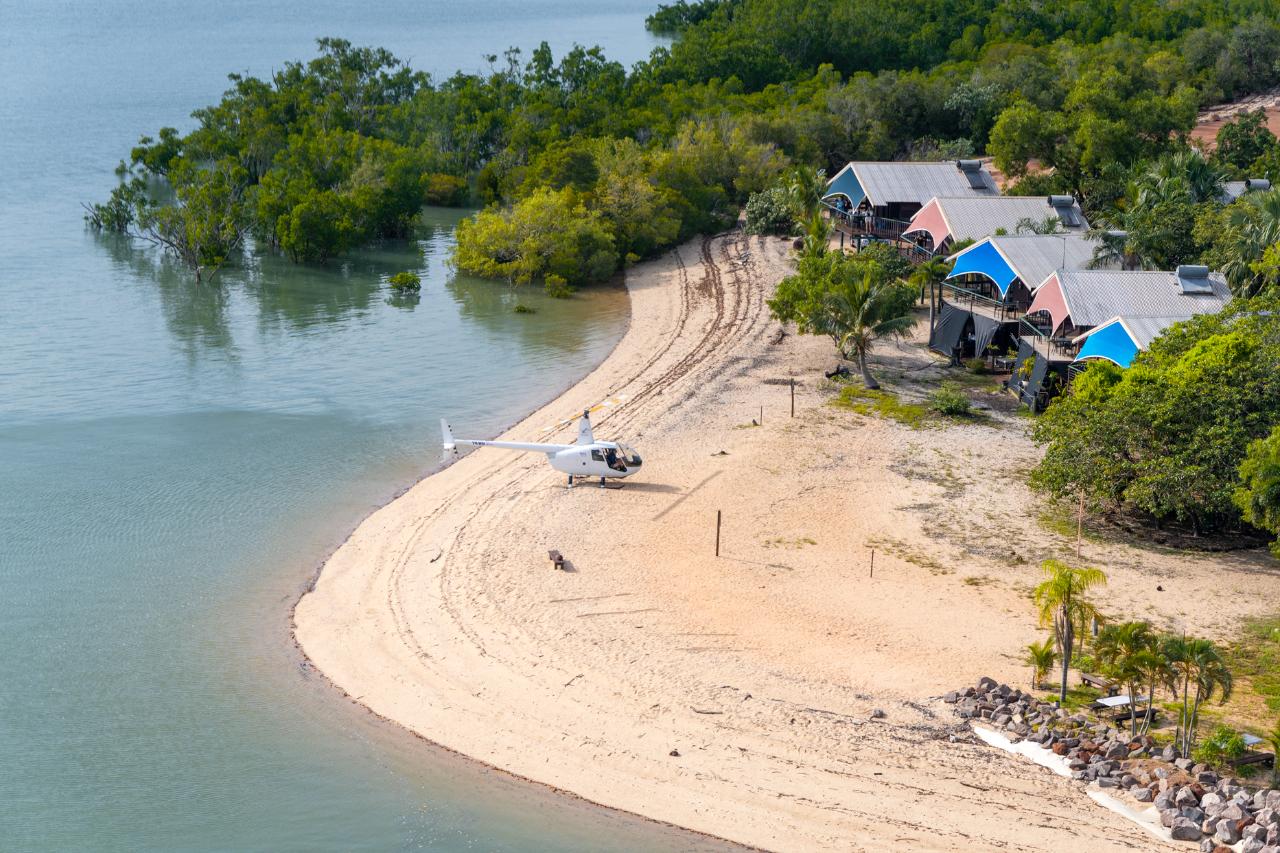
xmin=1074 ymin=318 xmax=1140 ymax=367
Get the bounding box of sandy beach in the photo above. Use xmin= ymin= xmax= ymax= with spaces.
xmin=294 ymin=230 xmax=1280 ymax=851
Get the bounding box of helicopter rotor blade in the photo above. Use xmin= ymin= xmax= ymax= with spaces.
xmin=541 ymin=394 xmax=628 ymax=433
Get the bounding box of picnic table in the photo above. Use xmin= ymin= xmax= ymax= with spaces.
xmin=1235 ymin=734 xmax=1276 ymax=769
xmin=1090 ymin=694 xmax=1155 ymax=724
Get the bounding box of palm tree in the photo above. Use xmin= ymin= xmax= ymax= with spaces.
xmin=1164 ymin=636 xmax=1234 ymax=755
xmin=801 ymin=208 xmax=832 ymax=259
xmin=1014 ymin=215 xmax=1063 ymax=235
xmin=821 ymin=269 xmax=916 ymax=390
xmin=1186 ymin=641 xmax=1233 ymax=755
xmin=1033 ymin=559 xmax=1107 ymax=703
xmin=1134 ymin=148 xmax=1225 ymax=206
xmin=909 ymin=255 xmax=951 ymax=333
xmin=1025 ymin=638 xmax=1057 ymax=689
xmin=1094 ymin=621 xmax=1158 ymax=737
xmin=1131 ymin=647 xmax=1174 ymax=736
xmin=1220 ymin=188 xmax=1280 ymax=297
xmin=786 ymin=166 xmax=827 ymax=220
xmin=1086 ymin=227 xmax=1145 ymax=271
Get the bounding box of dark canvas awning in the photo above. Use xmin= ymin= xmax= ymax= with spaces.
xmin=971 ymin=313 xmax=1002 ymax=358
xmin=929 ymin=301 xmax=968 ymax=355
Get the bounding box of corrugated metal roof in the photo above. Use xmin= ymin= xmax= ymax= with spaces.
xmin=1055 ymin=269 xmax=1231 ymax=327
xmin=849 ymin=162 xmax=998 ymax=206
xmin=1118 ymin=316 xmax=1192 ymax=348
xmin=989 ymin=235 xmax=1097 ymax=289
xmin=912 ymin=196 xmax=1089 ymax=242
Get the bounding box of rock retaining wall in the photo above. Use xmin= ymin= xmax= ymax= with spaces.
xmin=946 ymin=676 xmax=1280 ymax=851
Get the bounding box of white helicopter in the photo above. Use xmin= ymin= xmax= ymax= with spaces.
xmin=441 ymin=403 xmax=642 ymax=488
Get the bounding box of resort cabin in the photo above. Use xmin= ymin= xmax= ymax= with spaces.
xmin=902 ymin=195 xmax=1089 ymax=255
xmin=1013 ymin=265 xmax=1231 ymax=408
xmin=822 ymin=160 xmax=999 ymax=245
xmin=929 ymin=234 xmax=1098 ymax=364
xmin=1219 ymin=177 xmax=1272 ymax=204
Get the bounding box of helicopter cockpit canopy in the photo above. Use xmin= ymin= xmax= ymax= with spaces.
xmin=617 ymin=444 xmax=642 ymax=468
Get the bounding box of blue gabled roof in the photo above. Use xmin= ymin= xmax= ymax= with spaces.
xmin=822 ymin=165 xmax=866 ymax=206
xmin=1074 ymin=318 xmax=1140 ymax=368
xmin=946 ymin=240 xmax=1017 ymax=295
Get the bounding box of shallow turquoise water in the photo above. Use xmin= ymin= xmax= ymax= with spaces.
xmin=0 ymin=4 xmax=719 ymax=850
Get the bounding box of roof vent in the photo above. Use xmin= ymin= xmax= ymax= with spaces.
xmin=956 ymin=159 xmax=987 ymax=189
xmin=1247 ymin=178 xmax=1272 ymax=191
xmin=1175 ymin=264 xmax=1213 ymax=294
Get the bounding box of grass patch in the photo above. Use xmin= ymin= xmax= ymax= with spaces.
xmin=763 ymin=536 xmax=816 ymax=549
xmin=833 ymin=384 xmax=929 ymax=428
xmin=963 ymin=575 xmax=997 ymax=587
xmin=1225 ymin=614 xmax=1280 ymax=715
xmin=1041 ymin=684 xmax=1103 ymax=712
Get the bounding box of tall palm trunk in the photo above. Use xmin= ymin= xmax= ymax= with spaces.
xmin=856 ymin=349 xmax=878 ymax=390
xmin=928 ymin=280 xmax=936 ymax=334
xmin=1125 ymin=678 xmax=1138 ymax=738
xmin=1059 ymin=614 xmax=1073 ymax=704
xmin=1142 ymin=673 xmax=1157 ymax=736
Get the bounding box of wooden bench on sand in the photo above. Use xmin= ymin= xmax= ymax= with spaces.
xmin=1233 ymin=750 xmax=1276 ymax=770
xmin=1081 ymin=672 xmax=1119 ymax=696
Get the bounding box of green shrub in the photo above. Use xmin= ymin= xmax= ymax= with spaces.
xmin=513 ymin=303 xmax=536 ymax=314
xmin=965 ymin=357 xmax=988 ymax=374
xmin=928 ymin=386 xmax=972 ymax=417
xmin=744 ymin=185 xmax=798 ymax=235
xmin=1192 ymin=725 xmax=1246 ymax=769
xmin=388 ymin=271 xmax=421 ymax=291
xmin=543 ymin=274 xmax=573 ymax=298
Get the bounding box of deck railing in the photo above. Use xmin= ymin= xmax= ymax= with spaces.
xmin=821 ymin=201 xmax=935 ymax=265
xmin=940 ymin=282 xmax=1026 ymax=322
xmin=822 ymin=202 xmax=913 ymax=241
xmin=1018 ymin=318 xmax=1080 ymax=361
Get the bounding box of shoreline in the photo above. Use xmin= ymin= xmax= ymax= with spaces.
xmin=283 ymin=273 xmax=742 ymax=849
xmin=294 ymin=230 xmax=1275 ymax=851
xmin=293 ymin=231 xmax=803 ymax=845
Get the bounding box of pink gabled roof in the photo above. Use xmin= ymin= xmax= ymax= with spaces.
xmin=1027 ymin=273 xmax=1069 ymax=334
xmin=903 ymin=197 xmax=950 ymax=247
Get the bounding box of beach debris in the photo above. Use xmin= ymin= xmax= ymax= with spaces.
xmin=548 ymin=549 xmax=566 ymax=570
xmin=668 ymin=749 xmax=681 ymax=757
xmin=825 ymin=364 xmax=851 ymax=380
xmin=870 ymin=709 xmax=886 ymax=720
xmin=712 ymin=450 xmax=729 ymax=456
xmin=948 ymin=676 xmax=1280 ymax=849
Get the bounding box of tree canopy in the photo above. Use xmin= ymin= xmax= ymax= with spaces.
xmin=89 ymin=1 xmax=1280 ymax=285
xmin=1032 ymin=297 xmax=1280 ymax=535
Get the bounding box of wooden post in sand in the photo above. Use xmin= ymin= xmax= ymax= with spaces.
xmin=759 ymin=405 xmax=763 ymax=425
xmin=869 ymin=548 xmax=875 ymax=578
xmin=790 ymin=378 xmax=795 ymax=417
xmin=715 ymin=510 xmax=722 ymax=557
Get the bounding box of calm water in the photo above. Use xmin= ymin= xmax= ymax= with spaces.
xmin=0 ymin=3 xmax=715 ymax=850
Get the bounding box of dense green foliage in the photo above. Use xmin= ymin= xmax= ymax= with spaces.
xmin=92 ymin=0 xmax=1280 ymax=285
xmin=1235 ymin=425 xmax=1280 ymax=556
xmin=1032 ymin=297 xmax=1280 ymax=534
